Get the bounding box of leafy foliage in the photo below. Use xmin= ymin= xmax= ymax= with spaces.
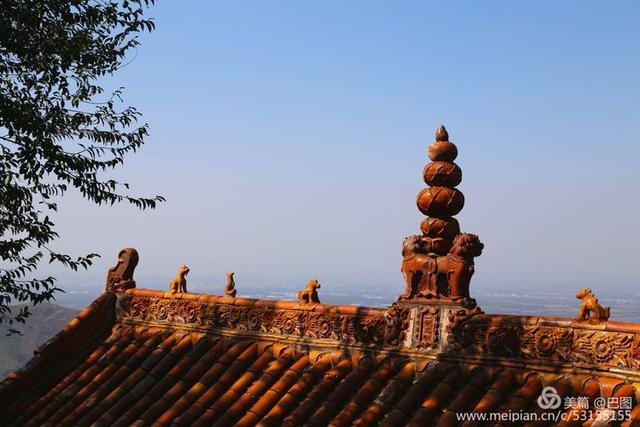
xmin=0 ymin=0 xmax=162 ymax=331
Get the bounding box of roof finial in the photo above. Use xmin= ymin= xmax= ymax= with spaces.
xmin=400 ymin=125 xmax=483 ymax=304
xmin=435 ymin=124 xmax=449 ymax=142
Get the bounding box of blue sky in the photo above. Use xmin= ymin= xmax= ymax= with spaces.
xmin=51 ymin=1 xmax=639 ymax=300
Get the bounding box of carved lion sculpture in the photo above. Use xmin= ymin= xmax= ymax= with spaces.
xmin=575 ymin=288 xmax=610 ymax=324
xmin=400 ymin=235 xmax=432 ymax=299
xmin=444 ymin=233 xmax=484 ymax=299
xmin=224 ymin=272 xmax=237 ymax=297
xmin=401 ymin=233 xmax=483 ymax=300
xmin=298 ymin=278 xmax=321 ymax=304
xmin=169 ymin=264 xmax=190 ymax=294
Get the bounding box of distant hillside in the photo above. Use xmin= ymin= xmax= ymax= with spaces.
xmin=0 ymin=303 xmax=78 ymax=379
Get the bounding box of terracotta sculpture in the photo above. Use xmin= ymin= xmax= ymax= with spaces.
xmin=417 ymin=125 xmax=465 ymax=256
xmin=400 ymin=235 xmax=432 ymax=298
xmin=224 ymin=272 xmax=237 ymax=297
xmin=575 ymin=288 xmax=610 ymax=323
xmin=400 ymin=125 xmax=483 ymax=302
xmin=169 ymin=264 xmax=190 ymax=294
xmin=105 ymin=248 xmax=138 ymax=293
xmin=401 ymin=233 xmax=483 ymax=299
xmin=298 ymin=278 xmax=321 ymax=304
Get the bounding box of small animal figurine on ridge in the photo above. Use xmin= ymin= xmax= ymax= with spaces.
xmin=298 ymin=278 xmax=321 ymax=304
xmin=575 ymin=287 xmax=610 ymax=324
xmin=169 ymin=264 xmax=190 ymax=294
xmin=224 ymin=272 xmax=237 ymax=297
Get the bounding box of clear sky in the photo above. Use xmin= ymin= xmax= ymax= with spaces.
xmin=49 ymin=1 xmax=639 ymax=301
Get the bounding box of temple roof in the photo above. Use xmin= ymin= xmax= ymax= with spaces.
xmin=2 ymin=126 xmax=640 ymax=426
xmin=2 ymin=288 xmax=640 ymax=426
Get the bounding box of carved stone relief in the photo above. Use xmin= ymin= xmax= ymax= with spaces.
xmin=119 ymin=294 xmax=408 ymax=349
xmin=521 ymin=326 xmax=573 ymax=360
xmin=412 ymin=306 xmax=439 ymax=349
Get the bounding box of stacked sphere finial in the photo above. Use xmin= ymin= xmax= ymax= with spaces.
xmin=416 ymin=125 xmax=465 ymax=255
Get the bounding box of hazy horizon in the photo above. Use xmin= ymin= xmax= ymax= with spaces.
xmin=47 ymin=279 xmax=640 ymax=324
xmin=33 ymin=1 xmax=639 ymax=306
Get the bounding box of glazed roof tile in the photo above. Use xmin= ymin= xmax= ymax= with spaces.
xmin=2 ymin=286 xmax=639 ymax=426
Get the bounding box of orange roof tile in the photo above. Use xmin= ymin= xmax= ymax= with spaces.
xmin=2 ymin=286 xmax=640 ymax=426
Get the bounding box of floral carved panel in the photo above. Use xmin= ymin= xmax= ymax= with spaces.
xmin=446 ymin=311 xmax=640 ymax=371
xmin=305 ymin=313 xmax=342 ymax=340
xmin=118 ymin=294 xmax=640 ymax=373
xmin=382 ymin=303 xmax=410 ymax=347
xmin=269 ymin=310 xmax=306 ymax=337
xmin=485 ymin=325 xmax=522 ymax=357
xmin=446 ymin=306 xmax=483 ymax=351
xmin=118 ymin=295 xmax=404 ymax=348
xmin=572 ymin=331 xmax=634 ymax=367
xmin=521 ymin=326 xmax=573 ymax=361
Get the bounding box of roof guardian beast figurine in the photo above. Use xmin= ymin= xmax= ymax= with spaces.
xmin=576 ymin=287 xmax=610 ymax=324
xmin=224 ymin=272 xmax=237 ymax=297
xmin=298 ymin=278 xmax=321 ymax=304
xmin=169 ymin=264 xmax=190 ymax=294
